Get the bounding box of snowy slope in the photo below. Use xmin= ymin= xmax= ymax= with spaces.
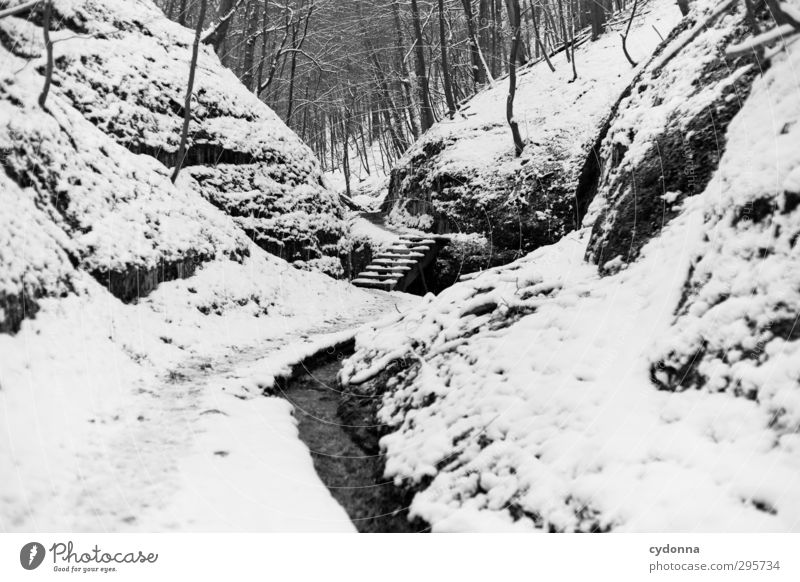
xmin=1 ymin=0 xmax=353 ymax=278
xmin=0 ymin=0 xmax=424 ymax=531
xmin=0 ymin=242 xmax=419 ymax=531
xmin=586 ymin=0 xmax=765 ymax=269
xmin=339 ymin=3 xmax=800 ymax=532
xmin=0 ymin=34 xmax=249 ymax=330
xmin=382 ymin=0 xmax=682 ymax=262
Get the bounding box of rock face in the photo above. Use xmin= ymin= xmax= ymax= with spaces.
xmin=338 ymin=1 xmax=800 ymax=532
xmin=380 ymin=1 xmax=681 ymax=268
xmin=585 ymin=0 xmax=764 ymax=271
xmin=0 ymin=0 xmax=354 ymax=332
xmin=649 ymin=30 xmax=800 ymax=430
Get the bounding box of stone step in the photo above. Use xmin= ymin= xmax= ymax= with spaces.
xmin=367 ymin=264 xmax=411 ymax=272
xmin=373 ymin=258 xmax=417 ymax=265
xmin=352 ymin=279 xmax=396 ymax=291
xmin=399 ymin=235 xmax=442 ymax=245
xmin=356 ymin=271 xmax=400 ymax=281
xmin=375 ymin=251 xmax=425 ymax=260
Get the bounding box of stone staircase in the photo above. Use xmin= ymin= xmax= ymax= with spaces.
xmin=352 ymin=233 xmax=445 ymax=293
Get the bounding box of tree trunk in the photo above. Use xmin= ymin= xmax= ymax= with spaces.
xmin=241 ymin=0 xmax=259 ymax=91
xmin=410 ymin=0 xmax=435 ymax=131
xmin=530 ymin=0 xmax=555 ymax=72
xmin=172 ymin=0 xmax=207 ymax=183
xmin=438 ymin=0 xmax=457 ymax=117
xmin=392 ymin=0 xmax=421 ymax=139
xmin=506 ymin=0 xmax=524 ymax=156
xmin=208 ymin=0 xmax=234 ymax=65
xmin=177 ymin=0 xmax=188 ymax=26
xmin=38 ymin=0 xmax=53 ymax=109
xmin=590 ymin=0 xmax=607 ymax=40
xmin=460 ymin=0 xmax=486 ymax=87
xmin=255 ymin=0 xmax=270 ymax=92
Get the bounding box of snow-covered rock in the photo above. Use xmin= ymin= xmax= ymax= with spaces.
xmin=381 ymin=0 xmax=681 ymax=266
xmin=2 ymin=0 xmax=352 ymax=283
xmin=0 ymin=27 xmax=248 ymax=331
xmin=0 ymin=0 xmax=360 ymax=331
xmin=339 ymin=1 xmax=800 ymax=532
xmin=586 ymin=0 xmax=764 ymax=270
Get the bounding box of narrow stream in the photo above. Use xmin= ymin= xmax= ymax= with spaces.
xmin=281 ymin=347 xmax=426 ymax=532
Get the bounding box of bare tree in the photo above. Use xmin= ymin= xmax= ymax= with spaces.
xmin=506 ymin=0 xmax=524 ymax=156
xmin=39 ymin=0 xmax=54 ymax=109
xmin=391 ymin=0 xmax=420 ymax=138
xmin=202 ymin=0 xmax=246 ymax=66
xmin=411 ymin=0 xmax=435 ymax=131
xmin=177 ymin=0 xmax=189 ymax=26
xmin=172 ymin=0 xmax=208 ymax=183
xmin=590 ymin=0 xmax=608 ymax=40
xmin=620 ymin=0 xmax=639 ymax=67
xmin=152 ymin=0 xmax=638 ymax=177
xmin=438 ymin=0 xmax=457 ymax=118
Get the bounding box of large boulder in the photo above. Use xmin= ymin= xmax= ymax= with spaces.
xmin=0 ymin=0 xmax=357 ymax=332
xmin=585 ymin=0 xmax=765 ymax=271
xmin=1 ymin=0 xmax=352 ymax=277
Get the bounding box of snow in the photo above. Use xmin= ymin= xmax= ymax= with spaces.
xmin=1 ymin=0 xmax=798 ymax=535
xmin=390 ymin=0 xmax=683 ymax=205
xmin=0 ymin=171 xmax=74 ymax=304
xmin=0 ymin=39 xmax=249 ymax=284
xmin=0 ymin=0 xmax=424 ymax=531
xmin=1 ymin=0 xmax=352 ymax=275
xmin=0 ymin=247 xmax=419 ymax=531
xmin=652 ymin=23 xmax=800 ymax=430
xmin=349 ymin=216 xmax=399 ymax=247
xmin=339 ymin=14 xmax=800 ymax=532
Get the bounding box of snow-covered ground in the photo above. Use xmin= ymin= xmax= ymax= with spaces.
xmin=339 ymin=5 xmax=800 ymax=532
xmin=0 ymin=244 xmax=418 ymax=531
xmin=382 ymin=0 xmax=684 ymax=248
xmin=1 ymin=0 xmax=797 ymax=536
xmin=414 ymin=0 xmax=680 ymax=175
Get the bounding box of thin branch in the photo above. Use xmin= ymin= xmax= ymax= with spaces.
xmin=38 ymin=0 xmax=53 ymax=109
xmin=172 ymin=0 xmax=207 ymax=184
xmin=620 ymin=0 xmax=639 ymax=67
xmin=201 ymin=0 xmax=245 ymax=44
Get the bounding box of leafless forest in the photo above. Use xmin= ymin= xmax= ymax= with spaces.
xmin=155 ymin=1 xmax=655 ymax=181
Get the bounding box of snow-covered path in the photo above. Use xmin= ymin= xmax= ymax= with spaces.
xmin=0 ymin=254 xmax=419 ymax=533
xmin=91 ymin=298 xmax=415 ymax=532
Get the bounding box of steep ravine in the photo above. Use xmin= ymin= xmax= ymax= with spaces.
xmin=276 ymin=345 xmax=428 ymax=532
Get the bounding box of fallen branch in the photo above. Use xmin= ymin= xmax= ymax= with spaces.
xmin=726 ymin=22 xmax=799 ymax=57
xmin=0 ymin=0 xmax=38 ymax=19
xmin=651 ymin=0 xmax=737 ymax=75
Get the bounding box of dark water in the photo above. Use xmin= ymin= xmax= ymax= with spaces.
xmin=283 ymin=356 xmax=425 ymax=533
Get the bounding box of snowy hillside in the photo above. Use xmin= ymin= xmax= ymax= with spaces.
xmin=1 ymin=0 xmax=354 ymax=281
xmin=0 ymin=0 xmax=419 ymax=531
xmin=382 ymin=0 xmax=682 ymax=265
xmin=339 ymin=0 xmax=800 ymax=532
